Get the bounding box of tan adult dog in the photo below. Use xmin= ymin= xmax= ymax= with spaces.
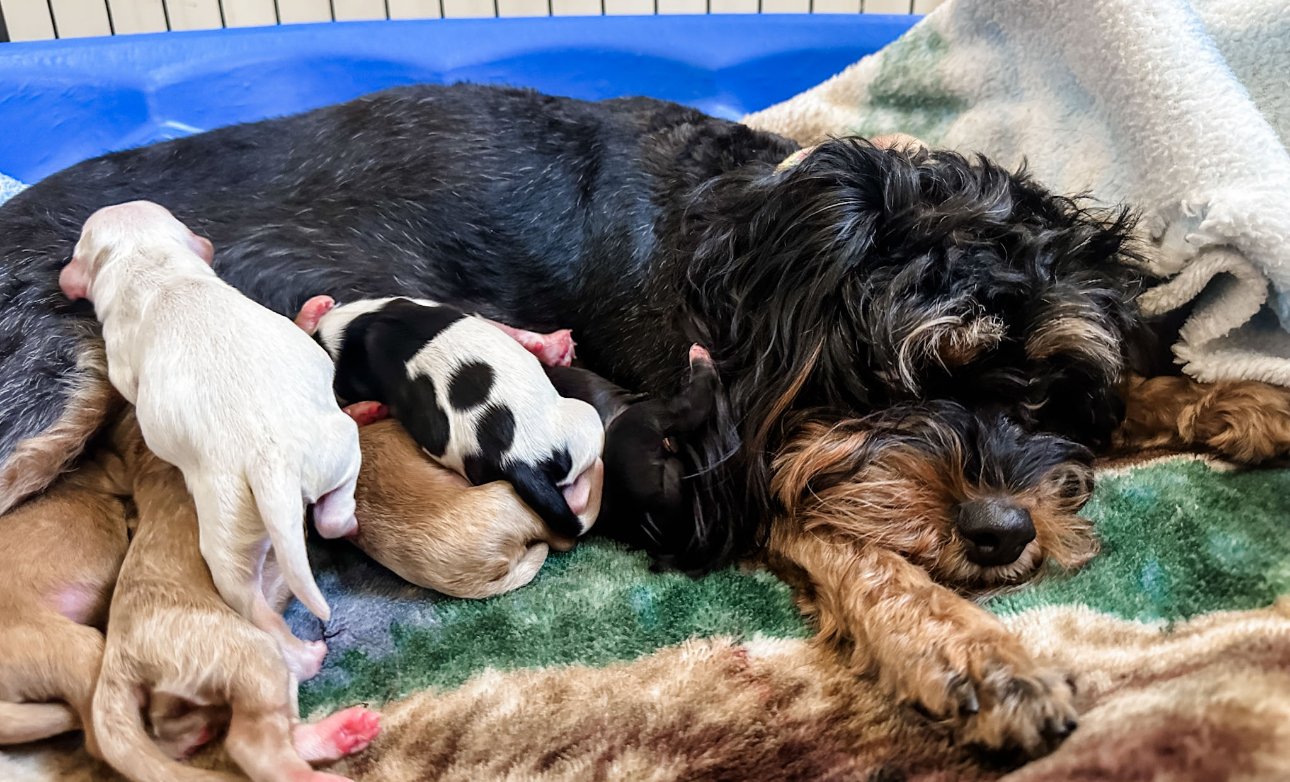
xmin=351 ymin=419 xmax=583 ymax=599
xmin=92 ymin=413 xmax=379 ymax=782
xmin=0 ymin=442 xmax=130 ymax=752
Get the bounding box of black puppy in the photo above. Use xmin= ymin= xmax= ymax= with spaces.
xmin=546 ymin=345 xmax=728 ymax=552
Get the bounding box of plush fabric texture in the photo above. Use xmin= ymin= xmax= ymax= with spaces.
xmin=5 ymin=26 xmax=1290 ymax=771
xmin=5 ymin=449 xmax=1289 ymax=780
xmin=0 ymin=174 xmax=25 ymax=204
xmin=744 ymin=0 xmax=1290 ymax=388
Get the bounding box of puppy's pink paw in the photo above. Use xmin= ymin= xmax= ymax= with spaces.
xmin=288 ymin=640 xmax=328 ymax=681
xmin=689 ymin=344 xmax=711 ymax=365
xmin=484 ymin=319 xmax=577 ymax=366
xmin=341 ymin=401 xmax=389 ymax=427
xmin=294 ymin=295 xmax=336 ymax=335
xmin=322 ymin=708 xmax=381 ymax=757
xmin=293 ymin=707 xmax=381 ymax=763
xmin=534 ymin=328 xmax=576 ymax=367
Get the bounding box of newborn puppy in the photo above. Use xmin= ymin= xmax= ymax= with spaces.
xmin=93 ymin=413 xmax=380 ymax=782
xmin=293 ymin=294 xmax=577 ymax=369
xmin=546 ymin=345 xmax=722 ymax=548
xmin=60 ymin=201 xmax=361 ymax=677
xmin=313 ymin=296 xmax=603 ymax=538
xmin=0 ymin=449 xmax=129 ymax=752
xmin=351 ymin=419 xmax=592 ymax=599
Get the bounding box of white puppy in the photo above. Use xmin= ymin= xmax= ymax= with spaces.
xmin=60 ymin=201 xmax=360 ymax=678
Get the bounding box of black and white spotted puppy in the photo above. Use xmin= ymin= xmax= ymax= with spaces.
xmin=314 ymin=297 xmax=604 ymax=538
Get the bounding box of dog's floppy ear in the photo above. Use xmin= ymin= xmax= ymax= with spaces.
xmin=185 ymin=230 xmax=215 ymax=265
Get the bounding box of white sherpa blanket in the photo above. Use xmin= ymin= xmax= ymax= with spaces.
xmin=744 ymin=0 xmax=1290 ymax=387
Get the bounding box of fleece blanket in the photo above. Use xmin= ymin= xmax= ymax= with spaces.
xmin=744 ymin=0 xmax=1290 ymax=388
xmin=3 ymin=450 xmax=1290 ymax=780
xmin=5 ymin=9 xmax=1290 ymax=773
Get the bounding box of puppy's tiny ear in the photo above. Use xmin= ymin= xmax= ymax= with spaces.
xmin=186 ymin=231 xmax=215 ymax=265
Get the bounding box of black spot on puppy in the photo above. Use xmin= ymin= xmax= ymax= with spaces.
xmin=448 ymin=361 xmax=494 ymax=411
xmin=393 ymin=374 xmax=451 ymax=459
xmin=463 ymin=404 xmax=517 ymax=485
xmin=475 ymin=403 xmax=516 ymax=461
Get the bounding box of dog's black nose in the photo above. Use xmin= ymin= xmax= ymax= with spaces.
xmin=956 ymin=499 xmax=1036 ymax=567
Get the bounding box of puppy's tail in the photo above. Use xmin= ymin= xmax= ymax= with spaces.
xmin=92 ymin=675 xmax=240 ymax=782
xmin=248 ymin=458 xmax=332 ymax=623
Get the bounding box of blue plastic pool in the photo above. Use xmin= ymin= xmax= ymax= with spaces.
xmin=0 ymin=15 xmax=917 ymax=183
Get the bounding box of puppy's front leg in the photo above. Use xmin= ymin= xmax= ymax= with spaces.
xmin=478 ymin=318 xmax=576 ymax=367
xmin=769 ymin=528 xmax=1077 ymax=758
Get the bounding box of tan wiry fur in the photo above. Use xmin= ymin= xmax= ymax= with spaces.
xmin=1114 ymin=374 xmax=1290 ymax=465
xmin=765 ymin=418 xmax=1093 ymax=757
xmin=1024 ymin=312 xmax=1120 ymax=372
xmin=353 ymin=420 xmax=577 ymax=600
xmin=0 ymin=343 xmax=118 ymax=517
xmin=0 ymin=441 xmax=130 ymax=752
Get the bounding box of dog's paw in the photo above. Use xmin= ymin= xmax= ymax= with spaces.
xmin=341 ymin=401 xmax=389 ymax=427
xmin=892 ymin=632 xmax=1077 ymax=759
xmin=286 ymin=640 xmax=329 ymax=681
xmin=956 ymin=661 xmax=1077 ymax=758
xmin=293 ymin=707 xmax=381 ymax=763
xmin=527 ymin=328 xmax=575 ymax=367
xmin=1183 ymin=381 xmax=1290 ymax=465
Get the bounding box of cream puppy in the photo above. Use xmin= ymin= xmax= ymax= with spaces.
xmin=60 ymin=201 xmax=360 ymax=676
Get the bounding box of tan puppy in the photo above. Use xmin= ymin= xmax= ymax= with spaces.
xmin=0 ymin=447 xmax=130 ymax=751
xmin=351 ymin=419 xmax=585 ymax=599
xmin=92 ymin=414 xmax=379 ymax=782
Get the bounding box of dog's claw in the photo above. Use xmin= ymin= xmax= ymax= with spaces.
xmin=890 ymin=629 xmax=1078 ymax=758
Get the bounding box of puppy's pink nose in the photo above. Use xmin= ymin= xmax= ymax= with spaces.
xmin=58 ymin=262 xmax=85 ymax=301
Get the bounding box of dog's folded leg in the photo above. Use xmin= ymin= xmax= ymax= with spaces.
xmin=0 ymin=701 xmax=79 ymax=744
xmin=1115 ymin=374 xmax=1290 ymax=464
xmin=0 ymin=618 xmax=106 ymax=754
xmin=769 ymin=528 xmax=1077 ymax=759
xmin=312 ymin=472 xmax=359 ymax=540
xmin=191 ymin=475 xmax=328 ymax=681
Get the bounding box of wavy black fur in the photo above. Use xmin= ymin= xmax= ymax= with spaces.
xmin=0 ymin=83 xmax=1145 ymax=572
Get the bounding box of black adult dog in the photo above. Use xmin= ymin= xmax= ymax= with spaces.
xmin=0 ymin=83 xmax=1148 ymax=757
xmin=0 ymin=83 xmax=1140 ymax=554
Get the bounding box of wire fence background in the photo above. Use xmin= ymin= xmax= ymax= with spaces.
xmin=0 ymin=0 xmax=940 ymax=43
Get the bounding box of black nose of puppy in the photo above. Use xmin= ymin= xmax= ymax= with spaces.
xmin=956 ymin=499 xmax=1036 ymax=567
